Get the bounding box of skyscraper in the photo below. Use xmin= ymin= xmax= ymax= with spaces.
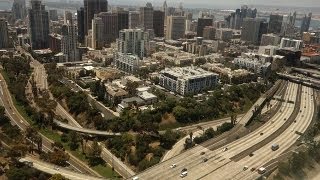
xmin=49 ymin=9 xmax=58 ymax=21
xmin=117 ymin=29 xmax=145 ymax=59
xmin=92 ymin=16 xmax=104 ymax=49
xmin=153 ymin=10 xmax=165 ymax=37
xmin=64 ymin=11 xmax=73 ymax=24
xmin=140 ymin=3 xmax=153 ymax=30
xmin=300 ymin=13 xmax=312 ymax=34
xmin=28 ymin=0 xmax=50 ymax=50
xmin=97 ymin=12 xmax=118 ymax=45
xmin=197 ymin=18 xmax=213 ymax=37
xmin=268 ymin=14 xmax=283 ymax=34
xmin=241 ymin=18 xmax=268 ymax=45
xmin=166 ymin=16 xmax=186 ymax=40
xmin=129 ymin=11 xmax=140 ymax=29
xmin=0 ymin=18 xmax=9 ymax=48
xmin=83 ymin=0 xmax=108 ymax=35
xmin=117 ymin=10 xmax=129 ymax=32
xmin=162 ymin=1 xmax=168 ymax=23
xmin=77 ymin=7 xmax=85 ymax=43
xmin=12 ymin=0 xmax=26 ymax=20
xmin=61 ymin=22 xmax=79 ymax=62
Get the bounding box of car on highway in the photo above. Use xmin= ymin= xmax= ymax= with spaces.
xmin=250 ymin=167 xmax=256 ymax=172
xmin=200 ymin=152 xmax=205 ymax=155
xmin=249 ymin=152 xmax=254 ymax=157
xmin=243 ymin=166 xmax=249 ymax=171
xmin=132 ymin=177 xmax=139 ymax=180
xmin=271 ymin=144 xmax=279 ymax=151
xmin=180 ymin=171 xmax=188 ymax=178
xmin=170 ymin=164 xmax=177 ymax=168
xmin=258 ymin=167 xmax=266 ymax=174
xmin=53 ymin=166 xmax=60 ymax=170
xmin=181 ymin=168 xmax=187 ymax=172
xmin=222 ymin=147 xmax=228 ymax=152
xmin=203 ymin=158 xmax=208 ymax=162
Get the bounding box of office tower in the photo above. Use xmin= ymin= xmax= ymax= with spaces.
xmin=92 ymin=16 xmax=104 ymax=49
xmin=225 ymin=5 xmax=257 ymax=29
xmin=49 ymin=9 xmax=58 ymax=21
xmin=83 ymin=0 xmax=108 ymax=35
xmin=0 ymin=19 xmax=9 ymax=48
xmin=162 ymin=1 xmax=168 ymax=23
xmin=28 ymin=0 xmax=50 ymax=50
xmin=185 ymin=12 xmax=192 ymax=21
xmin=12 ymin=0 xmax=26 ymax=20
xmin=203 ymin=26 xmax=216 ymax=40
xmin=129 ymin=11 xmax=140 ymax=29
xmin=268 ymin=14 xmax=283 ymax=34
xmin=234 ymin=9 xmax=241 ymax=29
xmin=117 ymin=29 xmax=145 ymax=59
xmin=140 ymin=2 xmax=153 ymax=30
xmin=166 ymin=16 xmax=186 ymax=40
xmin=215 ymin=28 xmax=233 ymax=41
xmin=77 ymin=7 xmax=85 ymax=43
xmin=117 ymin=10 xmax=129 ymax=32
xmin=153 ymin=10 xmax=165 ymax=37
xmin=61 ymin=23 xmax=79 ymax=62
xmin=300 ymin=13 xmax=312 ymax=34
xmin=97 ymin=12 xmax=118 ymax=45
xmin=64 ymin=11 xmax=73 ymax=24
xmin=197 ymin=18 xmax=213 ymax=37
xmin=241 ymin=18 xmax=268 ymax=45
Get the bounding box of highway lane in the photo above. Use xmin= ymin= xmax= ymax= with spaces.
xmin=232 ymin=86 xmax=315 ymax=180
xmin=20 ymin=156 xmax=104 ymax=180
xmin=134 ymin=82 xmax=296 ymax=180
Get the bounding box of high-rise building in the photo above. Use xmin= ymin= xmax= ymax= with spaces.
xmin=280 ymin=38 xmax=303 ymax=50
xmin=197 ymin=18 xmax=213 ymax=37
xmin=153 ymin=10 xmax=164 ymax=37
xmin=140 ymin=3 xmax=153 ymax=30
xmin=268 ymin=14 xmax=283 ymax=34
xmin=166 ymin=16 xmax=185 ymax=40
xmin=203 ymin=26 xmax=216 ymax=40
xmin=12 ymin=0 xmax=26 ymax=20
xmin=162 ymin=1 xmax=168 ymax=23
xmin=215 ymin=28 xmax=233 ymax=41
xmin=64 ymin=11 xmax=73 ymax=24
xmin=77 ymin=7 xmax=85 ymax=43
xmin=129 ymin=11 xmax=140 ymax=29
xmin=117 ymin=29 xmax=145 ymax=59
xmin=300 ymin=13 xmax=312 ymax=34
xmin=92 ymin=16 xmax=104 ymax=49
xmin=0 ymin=18 xmax=9 ymax=48
xmin=117 ymin=10 xmax=129 ymax=32
xmin=225 ymin=5 xmax=257 ymax=29
xmin=83 ymin=0 xmax=108 ymax=35
xmin=281 ymin=12 xmax=296 ymax=37
xmin=97 ymin=12 xmax=118 ymax=45
xmin=241 ymin=18 xmax=268 ymax=45
xmin=61 ymin=22 xmax=79 ymax=62
xmin=49 ymin=9 xmax=58 ymax=21
xmin=260 ymin=33 xmax=280 ymax=46
xmin=28 ymin=0 xmax=50 ymax=50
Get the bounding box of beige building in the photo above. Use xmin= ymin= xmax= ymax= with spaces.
xmin=166 ymin=16 xmax=186 ymax=40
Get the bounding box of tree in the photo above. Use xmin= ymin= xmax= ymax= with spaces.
xmin=68 ymin=132 xmax=79 ymax=151
xmin=126 ymin=81 xmax=139 ymax=96
xmin=88 ymin=140 xmax=102 ymax=166
xmin=160 ymin=130 xmax=179 ymax=150
xmin=49 ymin=174 xmax=68 ymax=180
xmin=46 ymin=149 xmax=70 ymax=166
xmin=172 ymin=106 xmax=189 ymax=123
xmin=231 ymin=113 xmax=237 ymax=126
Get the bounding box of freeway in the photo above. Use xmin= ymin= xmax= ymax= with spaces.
xmin=132 ymin=82 xmax=301 ymax=180
xmin=0 ymin=74 xmax=99 ymax=177
xmin=53 ymin=119 xmax=121 ymax=136
xmin=20 ymin=156 xmax=104 ymax=180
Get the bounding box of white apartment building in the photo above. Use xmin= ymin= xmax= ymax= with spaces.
xmin=233 ymin=57 xmax=271 ymax=77
xmin=117 ymin=28 xmax=145 ymax=59
xmin=280 ymin=38 xmax=303 ymax=50
xmin=159 ymin=66 xmax=219 ymax=95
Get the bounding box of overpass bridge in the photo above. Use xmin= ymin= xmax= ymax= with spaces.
xmin=54 ymin=120 xmax=121 ymax=136
xmin=278 ymin=73 xmax=320 ymax=89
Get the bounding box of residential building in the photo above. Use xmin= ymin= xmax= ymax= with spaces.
xmin=276 ymin=48 xmax=301 ymax=66
xmin=268 ymin=14 xmax=283 ymax=34
xmin=159 ymin=66 xmax=219 ymax=95
xmin=241 ymin=18 xmax=268 ymax=45
xmin=260 ymin=33 xmax=280 ymax=46
xmin=166 ymin=16 xmax=186 ymax=40
xmin=117 ymin=28 xmax=145 ymax=59
xmin=258 ymin=45 xmax=279 ymax=56
xmin=49 ymin=33 xmax=62 ymax=53
xmin=140 ymin=3 xmax=154 ymax=30
xmin=280 ymin=38 xmax=303 ymax=50
xmin=83 ymin=0 xmax=108 ymax=35
xmin=197 ymin=18 xmax=213 ymax=37
xmin=12 ymin=0 xmax=26 ymax=20
xmin=215 ymin=28 xmax=233 ymax=41
xmin=129 ymin=11 xmax=140 ymax=29
xmin=0 ymin=19 xmax=9 ymax=49
xmin=153 ymin=10 xmax=165 ymax=37
xmin=105 ymin=83 xmax=128 ymax=107
xmin=233 ymin=57 xmax=271 ymax=77
xmin=61 ymin=23 xmax=79 ymax=62
xmin=28 ymin=0 xmax=50 ymax=50
xmin=115 ymin=53 xmax=140 ymax=73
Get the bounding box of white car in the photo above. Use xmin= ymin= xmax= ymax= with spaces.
xmin=222 ymin=147 xmax=228 ymax=152
xmin=180 ymin=171 xmax=188 ymax=178
xmin=170 ymin=164 xmax=177 ymax=168
xmin=132 ymin=177 xmax=139 ymax=180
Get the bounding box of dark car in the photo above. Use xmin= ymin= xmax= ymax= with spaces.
xmin=200 ymin=152 xmax=205 ymax=155
xmin=203 ymin=158 xmax=208 ymax=162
